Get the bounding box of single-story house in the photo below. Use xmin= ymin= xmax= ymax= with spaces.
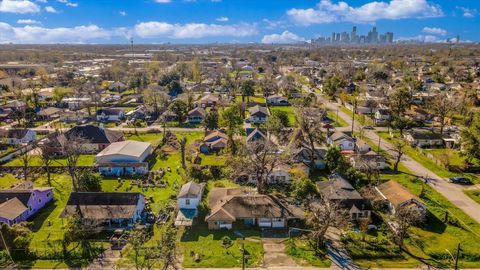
xmin=248 ymin=105 xmax=269 ymax=124
xmin=266 ymin=95 xmax=289 ymax=106
xmin=187 ymin=107 xmax=206 ymax=124
xmin=52 ymin=125 xmax=124 ymax=153
xmin=160 ymin=109 xmax=179 ymax=122
xmin=200 ymin=130 xmax=228 ymax=154
xmin=205 ymin=188 xmax=303 ymax=230
xmin=61 ymin=97 xmax=91 ymax=110
xmin=60 ymin=192 xmax=145 ymax=229
xmin=37 ymin=107 xmax=62 ymax=120
xmin=96 ymin=108 xmax=125 ymax=122
xmin=246 ymin=128 xmax=267 ymax=144
xmin=96 ymin=140 xmax=153 ymax=176
xmin=375 ymin=108 xmax=391 ymax=125
xmin=291 ymin=146 xmax=327 ymax=170
xmin=0 ymin=108 xmax=13 ymax=121
xmin=175 ymin=181 xmax=205 ymax=227
xmin=2 ymin=100 xmax=27 ymax=111
xmin=349 ymin=151 xmax=387 ymax=170
xmin=0 ymin=188 xmax=54 ymax=226
xmin=375 ymin=180 xmax=426 ymax=215
xmin=327 ymin=132 xmax=355 ymax=152
xmin=59 ymin=110 xmax=89 ymax=123
xmin=109 ymin=81 xmax=127 ymax=92
xmin=316 ymin=174 xmax=370 ymax=221
xmin=404 ymin=130 xmax=443 ymax=148
xmin=197 ymin=93 xmax=220 ymax=108
xmin=0 ymin=129 xmax=36 ymax=145
xmin=245 ymin=164 xmax=292 ymax=185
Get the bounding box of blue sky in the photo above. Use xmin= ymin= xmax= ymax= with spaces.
xmin=0 ymin=0 xmax=479 ymax=44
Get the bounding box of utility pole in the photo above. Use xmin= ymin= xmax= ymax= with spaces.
xmin=455 ymin=243 xmax=461 ymax=270
xmin=242 ymin=237 xmax=245 ymax=270
xmin=377 ymin=135 xmax=381 ymax=152
xmin=130 ymin=37 xmax=134 ymax=59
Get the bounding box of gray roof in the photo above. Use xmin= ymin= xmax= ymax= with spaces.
xmin=317 ymin=174 xmax=364 ymax=202
xmin=178 ymin=181 xmax=204 ymax=199
xmin=96 ymin=140 xmax=151 ymax=159
xmin=249 ymin=105 xmax=269 ymax=117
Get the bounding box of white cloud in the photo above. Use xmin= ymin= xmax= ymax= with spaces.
xmin=457 ymin=6 xmax=477 ymax=18
xmin=0 ymin=23 xmax=113 ymax=43
xmin=287 ymin=0 xmax=443 ymax=25
xmin=216 ymin=16 xmax=229 ymax=22
xmin=119 ymin=11 xmax=127 ymax=16
xmin=17 ymin=19 xmax=42 ymax=25
xmin=57 ymin=0 xmax=77 ymax=7
xmin=45 ymin=6 xmax=58 ymax=13
xmin=422 ymin=27 xmax=446 ymax=36
xmin=154 ymin=0 xmax=171 ymax=3
xmin=134 ymin=21 xmax=257 ymax=39
xmin=0 ymin=0 xmax=40 ymax=14
xmin=261 ymin=31 xmax=305 ymax=44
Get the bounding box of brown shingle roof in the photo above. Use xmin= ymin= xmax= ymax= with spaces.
xmin=376 ymin=180 xmax=423 ymax=209
xmin=0 ymin=198 xmax=28 ymax=220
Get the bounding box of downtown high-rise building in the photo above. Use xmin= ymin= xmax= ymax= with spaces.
xmin=312 ymin=26 xmax=394 ymax=45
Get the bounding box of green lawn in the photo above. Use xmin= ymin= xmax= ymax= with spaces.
xmin=285 ymin=238 xmax=331 ymax=267
xmin=234 ymin=95 xmax=266 ymax=105
xmin=374 ymin=164 xmax=480 ymax=268
xmin=377 ymin=131 xmax=479 ymax=183
xmin=4 ymin=155 xmax=95 ymax=167
xmin=269 ymin=106 xmax=296 ymax=126
xmin=465 ymin=190 xmax=480 ymax=204
xmin=180 ymin=226 xmax=264 ymax=268
xmin=326 ymin=110 xmax=348 ymax=127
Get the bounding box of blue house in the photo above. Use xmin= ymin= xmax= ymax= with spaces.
xmin=95 ymin=140 xmax=153 ymax=176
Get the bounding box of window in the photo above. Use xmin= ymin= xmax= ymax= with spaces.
xmin=46 ymin=192 xmax=50 ymax=197
xmin=185 ymin=199 xmax=190 ymax=205
xmin=38 ymin=198 xmax=42 ymax=203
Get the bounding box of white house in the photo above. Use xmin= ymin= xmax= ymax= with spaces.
xmin=175 ymin=181 xmax=205 ymax=227
xmin=375 ymin=108 xmax=391 ymax=125
xmin=327 ymin=132 xmax=355 ymax=152
xmin=96 ymin=108 xmax=125 ymax=122
xmin=96 ymin=140 xmax=153 ymax=176
xmin=247 ymin=165 xmax=292 ymax=185
xmin=62 ymin=97 xmax=91 ymax=110
xmin=349 ymin=151 xmax=387 ymax=170
xmin=0 ymin=129 xmax=36 ymax=145
xmin=60 ymin=110 xmax=89 ymax=123
xmin=266 ymin=95 xmax=289 ymax=106
xmin=404 ymin=130 xmax=443 ymax=148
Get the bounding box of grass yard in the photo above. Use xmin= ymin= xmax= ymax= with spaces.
xmin=326 ymin=109 xmax=348 ymax=127
xmin=234 ymin=95 xmax=266 ymax=106
xmin=269 ymin=106 xmax=296 ymax=126
xmin=179 ymin=225 xmax=264 ymax=268
xmin=4 ymin=155 xmax=95 ymax=167
xmin=465 ymin=190 xmax=480 ymax=204
xmin=285 ymin=238 xmax=331 ymax=267
xmin=375 ymin=164 xmax=480 ymax=268
xmin=377 ymin=131 xmax=479 ymax=183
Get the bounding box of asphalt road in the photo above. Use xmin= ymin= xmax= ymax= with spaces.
xmin=321 ymin=97 xmax=480 ymax=224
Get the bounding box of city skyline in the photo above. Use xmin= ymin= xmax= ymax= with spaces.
xmin=0 ymin=0 xmax=478 ymax=44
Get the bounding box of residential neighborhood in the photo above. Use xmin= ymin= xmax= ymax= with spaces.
xmin=0 ymin=2 xmax=480 ymax=268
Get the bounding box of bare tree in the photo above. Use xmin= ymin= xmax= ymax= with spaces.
xmin=356 ymin=157 xmax=381 ymax=185
xmin=392 ymin=205 xmax=425 ymax=247
xmin=428 ymin=92 xmax=457 ymax=135
xmin=293 ymin=107 xmax=326 ymax=169
xmin=128 ymin=228 xmax=149 ymax=270
xmin=61 ymin=133 xmax=86 ymax=192
xmin=38 ymin=137 xmax=58 ymax=186
xmin=391 ymin=140 xmax=407 ymax=173
xmin=231 ymin=140 xmax=281 ymax=194
xmin=306 ymin=195 xmax=348 ymax=251
xmin=18 ymin=141 xmax=36 ymax=183
xmin=158 ymin=223 xmax=178 ymax=270
xmin=179 ymin=137 xmax=187 ymax=169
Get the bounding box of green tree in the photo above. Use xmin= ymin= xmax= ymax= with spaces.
xmin=219 ymin=106 xmax=243 ymax=154
xmin=292 ymin=177 xmax=318 ymax=203
xmin=323 ymin=74 xmax=347 ymax=99
xmin=169 ymin=100 xmax=188 ymax=124
xmin=272 ymin=110 xmax=289 ymax=127
xmin=77 ymin=171 xmax=102 ymax=192
xmin=325 ymin=146 xmax=347 ymax=172
xmin=241 ymin=80 xmax=255 ymax=102
xmin=388 ymin=87 xmax=412 ymax=135
xmin=461 ymin=112 xmax=480 ymax=164
xmin=204 ymin=109 xmax=219 ymax=131
xmin=52 ymin=86 xmax=74 ymax=103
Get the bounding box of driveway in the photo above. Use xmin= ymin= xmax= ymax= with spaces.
xmin=262 ymin=238 xmax=299 ymax=268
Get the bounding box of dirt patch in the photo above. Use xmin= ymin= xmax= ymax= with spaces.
xmin=262 ymin=238 xmax=299 ymax=267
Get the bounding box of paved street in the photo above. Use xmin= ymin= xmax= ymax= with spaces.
xmin=321 ymin=97 xmax=480 ymax=224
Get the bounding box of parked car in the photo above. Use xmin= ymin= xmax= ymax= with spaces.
xmin=364 ymin=126 xmax=375 ymax=130
xmin=448 ymin=177 xmax=473 ymax=185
